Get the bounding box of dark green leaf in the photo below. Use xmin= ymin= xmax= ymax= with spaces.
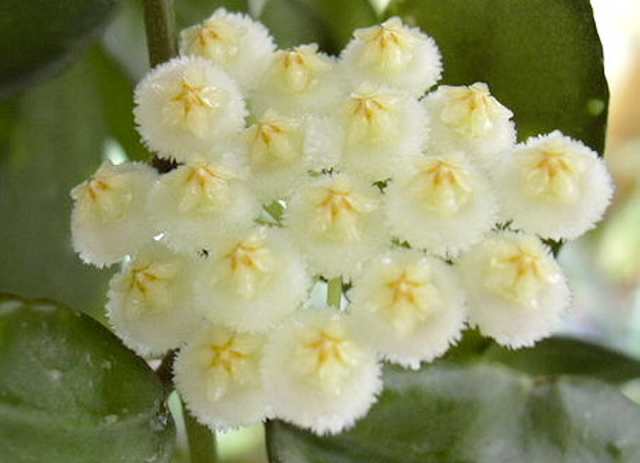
xmin=259 ymin=0 xmax=378 ymax=54
xmin=482 ymin=336 xmax=640 ymax=384
xmin=267 ymin=364 xmax=640 ymax=463
xmin=386 ymin=0 xmax=608 ymax=153
xmin=0 ymin=0 xmax=118 ymax=97
xmin=0 ymin=47 xmax=122 ymax=318
xmin=0 ymin=294 xmax=175 ymax=463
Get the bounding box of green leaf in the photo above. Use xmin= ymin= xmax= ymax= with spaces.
xmin=0 ymin=46 xmax=134 ymax=318
xmin=482 ymin=336 xmax=640 ymax=384
xmin=259 ymin=0 xmax=379 ymax=54
xmin=0 ymin=0 xmax=119 ymax=97
xmin=267 ymin=364 xmax=640 ymax=463
xmin=386 ymin=0 xmax=609 ymax=153
xmin=0 ymin=294 xmax=175 ymax=462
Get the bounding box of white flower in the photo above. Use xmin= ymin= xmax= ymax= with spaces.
xmin=457 ymin=231 xmax=571 ymax=348
xmin=285 ymin=173 xmax=388 ymax=279
xmin=70 ymin=161 xmax=157 ymax=267
xmin=385 ymin=153 xmax=498 ymax=257
xmin=250 ymin=44 xmax=346 ymax=117
xmin=262 ymin=309 xmax=382 ymax=435
xmin=107 ymin=242 xmax=202 ymax=356
xmin=336 ymin=83 xmax=428 ymax=182
xmin=179 ymin=8 xmax=276 ymax=93
xmin=174 ymin=325 xmax=270 ymax=430
xmin=193 ymin=227 xmax=310 ymax=332
xmin=243 ymin=110 xmax=339 ymax=201
xmin=492 ymin=131 xmax=614 ymax=240
xmin=349 ymin=250 xmax=466 ymax=368
xmin=340 ymin=17 xmax=442 ymax=96
xmin=147 ymin=153 xmax=259 ymax=254
xmin=134 ymin=56 xmax=247 ymax=161
xmin=423 ymin=83 xmax=516 ymax=168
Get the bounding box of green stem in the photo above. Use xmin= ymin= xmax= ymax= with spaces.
xmin=327 ymin=276 xmax=342 ymax=308
xmin=142 ymin=0 xmax=178 ymax=67
xmin=182 ymin=397 xmax=218 ymax=463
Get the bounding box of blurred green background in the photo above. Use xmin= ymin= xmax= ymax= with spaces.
xmin=1 ymin=0 xmax=640 ymax=461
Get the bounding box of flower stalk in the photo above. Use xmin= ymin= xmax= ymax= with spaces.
xmin=142 ymin=0 xmax=178 ymax=67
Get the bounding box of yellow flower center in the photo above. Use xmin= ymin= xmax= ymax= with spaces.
xmin=355 ymin=18 xmax=415 ymax=71
xmin=208 ymin=335 xmax=250 ymax=378
xmin=79 ymin=173 xmax=133 ymax=223
xmin=314 ymin=185 xmax=372 ymax=242
xmin=193 ymin=19 xmax=240 ymax=62
xmin=387 ymin=271 xmax=425 ymax=307
xmin=200 ymin=331 xmax=261 ymax=402
xmin=276 ymin=45 xmax=331 ymax=93
xmin=345 ymin=90 xmax=397 ymax=145
xmin=223 ymin=234 xmax=273 ymax=298
xmin=178 ymin=162 xmax=232 ymax=214
xmin=485 ymin=243 xmax=551 ymax=306
xmin=304 ymin=330 xmax=350 ymax=374
xmin=248 ymin=113 xmax=302 ymax=166
xmin=379 ymin=264 xmax=440 ymax=334
xmin=172 ymin=79 xmax=215 ymax=116
xmin=126 ymin=261 xmax=178 ymax=316
xmin=411 ymin=159 xmax=472 ymax=216
xmin=523 ymin=147 xmax=581 ymax=203
xmin=440 ymin=83 xmax=508 ymax=138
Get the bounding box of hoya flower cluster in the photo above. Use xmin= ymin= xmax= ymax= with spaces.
xmin=70 ymin=9 xmax=613 ymax=435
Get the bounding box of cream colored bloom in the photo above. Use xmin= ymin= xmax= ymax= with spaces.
xmin=285 ymin=173 xmax=388 ymax=278
xmin=385 ymin=153 xmax=498 ymax=257
xmin=243 ymin=110 xmax=339 ymax=201
xmin=336 ymin=83 xmax=428 ymax=182
xmin=349 ymin=250 xmax=466 ymax=368
xmin=179 ymin=8 xmax=276 ymax=92
xmin=492 ymin=131 xmax=614 ymax=239
xmin=250 ymin=44 xmax=346 ymax=116
xmin=262 ymin=309 xmax=382 ymax=435
xmin=134 ymin=56 xmax=247 ymax=161
xmin=148 ymin=153 xmax=259 ymax=254
xmin=70 ymin=161 xmax=157 ymax=267
xmin=424 ymin=83 xmax=516 ymax=168
xmin=457 ymin=231 xmax=570 ymax=348
xmin=341 ymin=17 xmax=442 ymax=96
xmin=107 ymin=242 xmax=201 ymax=356
xmin=175 ymin=325 xmax=270 ymax=430
xmin=194 ymin=227 xmax=310 ymax=332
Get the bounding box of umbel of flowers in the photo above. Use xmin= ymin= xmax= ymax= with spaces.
xmin=70 ymin=9 xmax=613 ymax=435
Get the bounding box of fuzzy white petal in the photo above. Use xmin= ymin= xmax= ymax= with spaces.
xmin=194 ymin=227 xmax=311 ymax=332
xmin=349 ymin=250 xmax=466 ymax=368
xmin=492 ymin=131 xmax=614 ymax=240
xmin=457 ymin=231 xmax=571 ymax=348
xmin=285 ymin=173 xmax=389 ymax=279
xmin=423 ymin=83 xmax=516 ymax=168
xmin=134 ymin=56 xmax=247 ymax=161
xmin=385 ymin=153 xmax=498 ymax=258
xmin=250 ymin=44 xmax=347 ymax=117
xmin=179 ymin=8 xmax=276 ymax=93
xmin=262 ymin=309 xmax=382 ymax=435
xmin=174 ymin=325 xmax=270 ymax=430
xmin=70 ymin=161 xmax=158 ymax=267
xmin=147 ymin=153 xmax=260 ymax=254
xmin=336 ymin=83 xmax=428 ymax=182
xmin=107 ymin=242 xmax=202 ymax=356
xmin=340 ymin=17 xmax=442 ymax=96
